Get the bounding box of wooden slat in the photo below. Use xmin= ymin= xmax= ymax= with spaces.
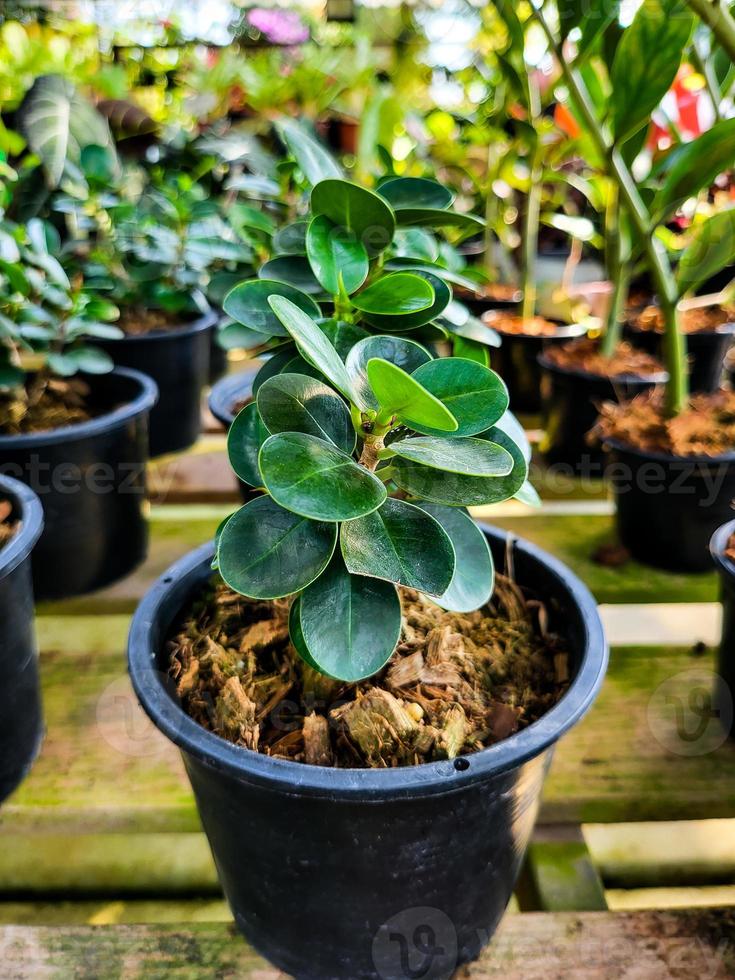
xmin=1 ymin=909 xmax=733 ymax=978
xmin=517 ymin=828 xmax=607 ymax=912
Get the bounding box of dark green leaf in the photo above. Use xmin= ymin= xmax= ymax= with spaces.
xmin=218 ymin=495 xmax=337 ymax=599
xmin=363 ymin=272 xmax=451 ymax=331
xmin=416 ymin=504 xmax=494 ymax=613
xmin=259 ymin=432 xmax=386 ymax=521
xmin=318 ymin=318 xmax=370 ymax=359
xmin=378 ymin=177 xmax=454 ymax=210
xmin=366 ymin=358 xmax=458 ymax=432
xmin=676 ymin=211 xmax=735 ymax=296
xmin=297 ymin=554 xmax=402 ymax=681
xmin=217 ymin=320 xmax=265 ymax=352
xmin=652 ymin=118 xmax=735 ymax=222
xmin=311 ymin=179 xmax=396 ymax=256
xmin=252 ymin=345 xmax=297 ymax=395
xmin=394 ymin=208 xmax=485 ymax=241
xmin=276 ymin=118 xmax=343 ymax=186
xmin=306 ymin=214 xmax=369 ymax=295
xmin=340 ymin=497 xmax=455 ymax=596
xmin=409 ymin=358 xmax=509 ymax=436
xmin=388 ymin=436 xmax=513 ymax=476
xmin=272 ymin=220 xmax=308 ymax=255
xmin=259 ymin=256 xmax=322 ymax=295
xmin=346 ymin=335 xmax=432 ymax=411
xmin=223 ymin=279 xmax=320 ymax=337
xmin=227 ymin=401 xmax=268 ymax=487
xmin=351 ymin=272 xmax=434 ymax=316
xmin=257 ymin=373 xmax=355 ymax=453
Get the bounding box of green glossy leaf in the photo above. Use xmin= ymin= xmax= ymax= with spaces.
xmin=289 ymin=597 xmax=321 ymax=672
xmin=417 ymin=504 xmax=494 ymax=613
xmin=259 ymin=256 xmax=322 ymax=295
xmin=267 ymin=295 xmax=364 ymax=406
xmin=366 ymin=358 xmax=458 ymax=433
xmin=453 ymin=336 xmax=489 ymax=365
xmin=410 ymin=358 xmax=508 ymax=436
xmin=259 ymin=432 xmax=386 ymax=521
xmin=515 ymin=480 xmax=542 ymax=507
xmin=340 ymin=497 xmax=455 ymax=596
xmin=378 ymin=177 xmax=454 ymax=210
xmin=351 ymin=273 xmax=434 ymax=316
xmin=273 ymin=220 xmax=308 ymax=255
xmin=676 ymin=210 xmax=735 ymax=296
xmin=385 ymin=258 xmax=479 ymax=292
xmin=494 ymin=410 xmax=532 ymax=463
xmin=363 ymin=272 xmax=451 ymax=331
xmin=306 ymin=214 xmax=369 ymax=295
xmin=442 ymin=302 xmax=501 ymax=348
xmin=227 ymin=402 xmax=268 ymax=487
xmin=297 ymin=553 xmax=402 ymax=682
xmin=346 ymin=335 xmax=431 ymax=411
xmin=223 ymin=279 xmax=320 ymax=337
xmin=252 ymin=345 xmax=297 ymax=395
xmin=218 ymin=495 xmax=337 ymax=599
xmin=211 ymin=512 xmax=236 ymax=570
xmin=318 ymin=318 xmax=370 ymax=360
xmin=394 ymin=208 xmax=485 ymax=240
xmin=311 ymin=178 xmax=396 ymax=256
xmin=59 ymin=346 xmax=113 ymax=374
xmin=653 ymin=118 xmax=735 ymax=221
xmin=610 ymin=0 xmax=693 ymax=144
xmin=217 ymin=320 xmax=265 ymax=352
xmin=276 ymin=118 xmax=343 ymax=185
xmin=257 ymin=373 xmax=355 ymax=454
xmin=391 ymin=228 xmax=440 ymax=263
xmin=389 ymin=436 xmax=513 ymax=476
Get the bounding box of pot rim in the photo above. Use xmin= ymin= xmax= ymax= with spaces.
xmin=208 ymin=364 xmax=261 ymax=428
xmin=710 ymin=519 xmax=735 ymax=575
xmin=0 ymin=367 xmax=159 ymax=451
xmin=604 ymin=436 xmax=735 ymax=466
xmin=0 ymin=475 xmax=44 ymax=579
xmin=537 ymin=351 xmax=669 ymax=385
xmin=109 ymin=309 xmax=218 ymax=344
xmin=128 ymin=524 xmax=608 ymax=802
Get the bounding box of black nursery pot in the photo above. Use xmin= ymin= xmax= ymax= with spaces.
xmin=0 ymin=476 xmax=44 ymax=803
xmin=96 ymin=311 xmax=216 ymax=457
xmin=607 ymin=440 xmax=735 ymax=572
xmin=128 ymin=526 xmax=607 ymax=980
xmin=208 ymin=366 xmax=260 ymax=502
xmin=538 ymin=355 xmax=667 ymax=475
xmin=626 ymin=322 xmax=735 ymax=394
xmin=489 ymin=321 xmax=588 ymax=414
xmin=710 ymin=520 xmax=735 ymax=739
xmin=0 ymin=368 xmax=157 ymax=600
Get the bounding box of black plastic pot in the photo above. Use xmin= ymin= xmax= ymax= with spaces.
xmin=209 ymin=327 xmax=229 ymax=385
xmin=97 ymin=311 xmax=216 ymax=457
xmin=0 ymin=476 xmax=44 ymax=803
xmin=488 ymin=321 xmax=589 ymax=414
xmin=625 ymin=322 xmax=735 ymax=394
xmin=607 ymin=440 xmax=735 ymax=572
xmin=0 ymin=368 xmax=157 ymax=600
xmin=128 ymin=526 xmax=607 ymax=980
xmin=538 ymin=355 xmax=667 ymax=475
xmin=710 ymin=520 xmax=735 ymax=740
xmin=208 ymin=366 xmax=260 ymax=503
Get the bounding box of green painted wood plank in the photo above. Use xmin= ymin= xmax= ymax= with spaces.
xmin=519 ymin=835 xmax=607 ymax=912
xmin=1 ymin=910 xmax=734 ymax=979
xmin=0 ymin=899 xmax=232 ymax=926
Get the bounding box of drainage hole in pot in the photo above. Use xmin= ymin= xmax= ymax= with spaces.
xmin=162 ymin=577 xmax=173 ymax=584
xmin=454 ymin=758 xmax=470 ymax=772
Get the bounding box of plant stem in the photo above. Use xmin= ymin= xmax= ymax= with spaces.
xmin=531 ymin=4 xmax=688 ymax=415
xmin=521 ymin=76 xmax=542 ymax=323
xmin=690 ymin=43 xmax=722 ymax=122
xmin=601 ymin=183 xmax=625 ymax=358
xmin=685 ymin=0 xmax=735 ymax=61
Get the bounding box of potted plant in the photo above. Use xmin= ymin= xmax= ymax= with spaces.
xmin=529 ymin=0 xmax=735 ymax=570
xmin=0 ymin=474 xmax=43 ymax=803
xmin=130 ymin=283 xmax=607 ymax=975
xmin=0 ymin=211 xmax=157 ymax=599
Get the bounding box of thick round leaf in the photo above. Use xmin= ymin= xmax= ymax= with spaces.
xmin=311 ymin=179 xmax=396 ymax=256
xmin=298 ymin=554 xmax=402 ymax=681
xmin=363 ymin=272 xmax=451 ymax=331
xmin=378 ymin=177 xmax=454 ymax=210
xmin=366 ymin=358 xmax=458 ymax=433
xmin=217 ymin=320 xmax=265 ymax=352
xmin=218 ymin=496 xmax=337 ymax=599
xmin=351 ymin=272 xmax=434 ymax=316
xmin=223 ymin=279 xmax=320 ymax=337
xmin=410 ymin=358 xmax=508 ymax=436
xmin=389 ymin=436 xmax=514 ymax=476
xmin=227 ymin=401 xmax=268 ymax=487
xmin=676 ymin=211 xmax=735 ymax=296
xmin=318 ymin=319 xmax=370 ymax=360
xmin=417 ymin=504 xmax=494 ymax=613
xmin=340 ymin=497 xmax=455 ymax=596
xmin=289 ymin=597 xmax=322 ymax=673
xmin=346 ymin=335 xmax=432 ymax=411
xmin=273 ymin=220 xmax=308 ymax=255
xmin=277 ymin=118 xmax=343 ymax=186
xmin=394 ymin=208 xmax=485 ymax=240
xmin=259 ymin=256 xmax=322 ymax=295
xmin=267 ymin=295 xmax=364 ymax=406
xmin=306 ymin=214 xmax=369 ymax=295
xmin=257 ymin=373 xmax=355 ymax=453
xmin=386 ymin=257 xmax=479 ymax=292
xmin=259 ymin=432 xmax=386 ymax=521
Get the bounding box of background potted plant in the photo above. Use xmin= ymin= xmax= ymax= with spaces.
xmin=0 ymin=473 xmax=43 ymax=804
xmin=0 ymin=202 xmax=157 ymax=598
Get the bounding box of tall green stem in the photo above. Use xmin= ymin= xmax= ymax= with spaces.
xmin=685 ymin=0 xmax=735 ymax=61
xmin=601 ymin=185 xmax=626 ymax=357
xmin=530 ymin=5 xmax=688 ymax=415
xmin=521 ymin=77 xmax=542 ymax=323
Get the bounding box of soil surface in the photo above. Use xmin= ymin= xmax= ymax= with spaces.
xmin=0 ymin=377 xmax=94 ymax=435
xmin=543 ymin=337 xmax=664 ymax=378
xmin=725 ymin=532 xmax=735 ymax=564
xmin=483 ymin=311 xmax=563 ymax=337
xmin=0 ymin=500 xmax=16 ymax=551
xmin=593 ymin=388 xmax=735 ymax=457
xmin=630 ymin=304 xmax=735 ymax=335
xmin=456 ymin=283 xmax=522 ymax=304
xmin=117 ymin=307 xmax=192 ymax=337
xmin=167 ymin=576 xmax=570 ymax=769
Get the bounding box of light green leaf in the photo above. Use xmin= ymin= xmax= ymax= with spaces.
xmin=306 ymin=214 xmax=369 ymax=295
xmin=652 ymin=118 xmax=735 ymax=222
xmin=676 ymin=210 xmax=735 ymax=297
xmin=417 ymin=504 xmax=494 ymax=613
xmin=366 ymin=358 xmax=458 ymax=433
xmin=351 ymin=272 xmax=434 ymax=316
xmin=317 ymin=319 xmax=370 ymax=359
xmin=363 ymin=271 xmax=451 ymax=331
xmin=346 ymin=335 xmax=432 ymax=411
xmin=276 ymin=118 xmax=343 ymax=185
xmin=311 ymin=178 xmax=396 ymax=256
xmin=223 ymin=279 xmax=320 ymax=337
xmin=389 ymin=436 xmax=514 ymax=476
xmin=257 ymin=373 xmax=355 ymax=454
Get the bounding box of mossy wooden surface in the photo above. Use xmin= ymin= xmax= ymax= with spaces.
xmin=1 ymin=909 xmax=733 ymax=979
